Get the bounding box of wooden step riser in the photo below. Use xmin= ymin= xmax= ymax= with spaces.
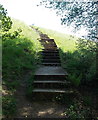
xmin=41 ymin=42 xmax=56 ymax=44
xmin=40 ymin=42 xmax=56 ymax=45
xmin=33 ymin=83 xmax=71 ymax=89
xmin=43 ymin=56 xmax=60 ymax=59
xmin=42 ymin=63 xmax=61 ymax=66
xmin=42 ymin=59 xmax=61 ymax=63
xmin=42 ymin=47 xmax=57 ymax=50
xmin=42 ymin=54 xmax=59 ymax=57
xmin=42 ymin=50 xmax=59 ymax=53
xmin=40 ymin=39 xmax=55 ymax=41
xmin=42 ymin=48 xmax=59 ymax=51
xmin=42 ymin=58 xmax=60 ymax=60
xmin=41 ymin=45 xmax=57 ymax=48
xmin=34 ymin=75 xmax=67 ymax=80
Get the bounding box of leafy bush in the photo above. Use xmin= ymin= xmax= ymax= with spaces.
xmin=2 ymin=19 xmax=42 ymax=90
xmin=26 ymin=75 xmax=34 ymax=100
xmin=65 ymin=104 xmax=90 ymax=120
xmin=2 ymin=96 xmax=16 ymax=117
xmin=1 ymin=5 xmax=42 ymax=117
xmin=83 ymin=96 xmax=92 ymax=106
xmin=68 ymin=73 xmax=82 ymax=87
xmin=61 ymin=38 xmax=96 ymax=84
xmin=0 ymin=4 xmax=12 ymax=31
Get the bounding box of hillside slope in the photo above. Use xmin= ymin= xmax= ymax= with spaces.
xmin=2 ymin=19 xmax=42 ymax=117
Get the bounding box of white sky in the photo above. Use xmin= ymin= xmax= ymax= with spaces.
xmin=0 ymin=0 xmax=88 ymax=37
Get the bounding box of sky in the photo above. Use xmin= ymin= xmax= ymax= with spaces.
xmin=0 ymin=0 xmax=88 ymax=37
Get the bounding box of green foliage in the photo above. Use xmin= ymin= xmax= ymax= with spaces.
xmin=65 ymin=104 xmax=90 ymax=120
xmin=40 ymin=1 xmax=97 ymax=40
xmin=37 ymin=26 xmax=77 ymax=52
xmin=2 ymin=96 xmax=17 ymax=117
xmin=0 ymin=4 xmax=12 ymax=31
xmin=37 ymin=27 xmax=96 ymax=84
xmin=61 ymin=38 xmax=96 ymax=84
xmin=2 ymin=19 xmax=42 ymax=91
xmin=83 ymin=96 xmax=92 ymax=106
xmin=26 ymin=75 xmax=34 ymax=99
xmin=68 ymin=73 xmax=81 ymax=87
xmin=1 ymin=5 xmax=42 ymax=117
xmin=38 ymin=27 xmax=97 ymax=84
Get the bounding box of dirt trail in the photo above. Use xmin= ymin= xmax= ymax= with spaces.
xmin=15 ymin=73 xmax=66 ymax=118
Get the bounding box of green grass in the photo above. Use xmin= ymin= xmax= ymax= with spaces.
xmin=10 ymin=19 xmax=42 ymax=51
xmin=3 ymin=19 xmax=42 ymax=84
xmin=36 ymin=27 xmax=78 ymax=52
xmin=2 ymin=19 xmax=42 ymax=117
xmin=35 ymin=26 xmax=96 ymax=84
xmin=34 ymin=26 xmax=78 ymax=70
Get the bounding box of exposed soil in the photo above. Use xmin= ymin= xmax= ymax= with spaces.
xmin=15 ymin=72 xmax=67 ymax=118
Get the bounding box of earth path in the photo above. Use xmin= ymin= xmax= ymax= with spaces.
xmin=15 ymin=28 xmax=71 ymax=118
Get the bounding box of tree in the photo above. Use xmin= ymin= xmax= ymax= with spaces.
xmin=0 ymin=4 xmax=12 ymax=32
xmin=39 ymin=0 xmax=98 ymax=41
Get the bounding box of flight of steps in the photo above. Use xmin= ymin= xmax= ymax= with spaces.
xmin=32 ymin=33 xmax=73 ymax=100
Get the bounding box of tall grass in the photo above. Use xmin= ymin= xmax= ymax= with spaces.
xmin=3 ymin=19 xmax=43 ymax=91
xmin=2 ymin=19 xmax=42 ymax=117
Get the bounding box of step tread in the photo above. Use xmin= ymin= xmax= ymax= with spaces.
xmin=40 ymin=39 xmax=55 ymax=41
xmin=43 ymin=56 xmax=60 ymax=58
xmin=42 ymin=62 xmax=61 ymax=64
xmin=43 ymin=58 xmax=60 ymax=59
xmin=42 ymin=50 xmax=59 ymax=52
xmin=33 ymin=88 xmax=74 ymax=93
xmin=33 ymin=80 xmax=70 ymax=84
xmin=42 ymin=60 xmax=60 ymax=63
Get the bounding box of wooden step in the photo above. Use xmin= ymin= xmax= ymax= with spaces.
xmin=42 ymin=62 xmax=61 ymax=66
xmin=40 ymin=39 xmax=55 ymax=42
xmin=33 ymin=81 xmax=71 ymax=89
xmin=42 ymin=59 xmax=61 ymax=63
xmin=41 ymin=53 xmax=59 ymax=57
xmin=33 ymin=80 xmax=70 ymax=84
xmin=43 ymin=47 xmax=57 ymax=50
xmin=43 ymin=56 xmax=60 ymax=59
xmin=34 ymin=75 xmax=67 ymax=80
xmin=42 ymin=49 xmax=59 ymax=53
xmin=42 ymin=45 xmax=57 ymax=47
xmin=40 ymin=41 xmax=56 ymax=45
xmin=33 ymin=89 xmax=74 ymax=93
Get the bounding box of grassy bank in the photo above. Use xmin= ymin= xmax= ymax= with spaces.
xmin=2 ymin=19 xmax=42 ymax=117
xmin=37 ymin=27 xmax=77 ymax=52
xmin=33 ymin=26 xmax=97 ymax=118
xmin=36 ymin=26 xmax=96 ymax=84
xmin=35 ymin=26 xmax=97 ymax=118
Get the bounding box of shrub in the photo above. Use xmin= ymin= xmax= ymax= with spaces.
xmin=65 ymin=101 xmax=91 ymax=120
xmin=2 ymin=96 xmax=17 ymax=117
xmin=63 ymin=38 xmax=96 ymax=84
xmin=68 ymin=73 xmax=82 ymax=87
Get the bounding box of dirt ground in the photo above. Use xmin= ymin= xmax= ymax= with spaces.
xmin=15 ymin=71 xmax=67 ymax=118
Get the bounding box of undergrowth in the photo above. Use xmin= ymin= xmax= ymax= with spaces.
xmin=37 ymin=26 xmax=97 ymax=85
xmin=2 ymin=19 xmax=42 ymax=117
